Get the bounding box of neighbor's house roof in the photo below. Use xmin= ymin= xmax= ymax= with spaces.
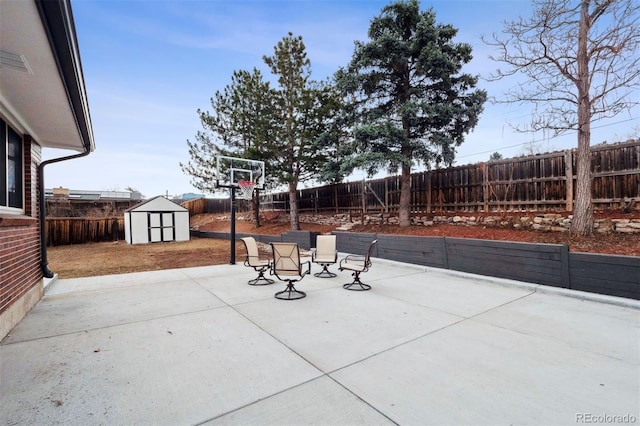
xmin=45 ymin=188 xmax=144 ymax=201
xmin=0 ymin=0 xmax=94 ymax=152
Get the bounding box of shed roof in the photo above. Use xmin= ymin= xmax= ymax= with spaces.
xmin=125 ymin=196 xmax=189 ymax=213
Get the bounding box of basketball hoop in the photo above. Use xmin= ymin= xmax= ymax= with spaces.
xmin=237 ymin=180 xmax=256 ymax=200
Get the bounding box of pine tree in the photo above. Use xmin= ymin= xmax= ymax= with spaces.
xmin=336 ymin=0 xmax=486 ymax=227
xmin=263 ymin=33 xmax=343 ymax=230
xmin=182 ymin=34 xmax=343 ymax=230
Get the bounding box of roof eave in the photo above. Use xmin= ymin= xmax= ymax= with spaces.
xmin=35 ymin=0 xmax=95 ymax=153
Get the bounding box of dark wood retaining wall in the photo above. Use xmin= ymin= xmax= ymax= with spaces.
xmin=191 ymin=230 xmax=639 ymax=300
xmin=444 ymin=238 xmax=569 ymax=288
xmin=376 ymin=234 xmax=448 ymax=269
xmin=568 ymin=253 xmax=639 ymax=300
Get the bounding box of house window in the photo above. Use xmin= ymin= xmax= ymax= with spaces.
xmin=1 ymin=118 xmax=24 ymax=210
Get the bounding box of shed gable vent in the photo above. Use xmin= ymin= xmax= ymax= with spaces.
xmin=0 ymin=50 xmax=33 ymax=74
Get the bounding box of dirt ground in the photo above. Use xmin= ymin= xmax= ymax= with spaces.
xmin=48 ymin=211 xmax=640 ymax=279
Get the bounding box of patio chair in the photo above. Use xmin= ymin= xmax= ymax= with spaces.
xmin=270 ymin=242 xmax=311 ymax=300
xmin=240 ymin=237 xmax=274 ymax=285
xmin=338 ymin=239 xmax=377 ymax=291
xmin=311 ymin=235 xmax=337 ymax=278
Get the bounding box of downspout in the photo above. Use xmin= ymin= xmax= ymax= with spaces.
xmin=34 ymin=0 xmax=95 ymax=278
xmin=38 ymin=149 xmax=90 ymax=278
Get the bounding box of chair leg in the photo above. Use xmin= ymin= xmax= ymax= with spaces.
xmin=342 ymin=271 xmax=371 ymax=291
xmin=275 ymin=281 xmax=306 ymax=300
xmin=248 ymin=267 xmax=274 ymax=286
xmin=314 ymin=263 xmax=337 ymax=278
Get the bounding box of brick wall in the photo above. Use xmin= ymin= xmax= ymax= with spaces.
xmin=0 ymin=226 xmax=41 ymax=313
xmin=0 ymin=137 xmax=43 ymax=338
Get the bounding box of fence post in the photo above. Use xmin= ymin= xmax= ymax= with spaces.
xmin=564 ymin=150 xmax=573 ymax=211
xmin=385 ymin=178 xmax=389 ymax=215
xmin=426 ymin=172 xmax=432 ymax=214
xmin=361 ymin=179 xmax=366 ymax=222
xmin=482 ymin=162 xmax=489 ymax=212
xmin=315 ymin=189 xmax=318 ymax=214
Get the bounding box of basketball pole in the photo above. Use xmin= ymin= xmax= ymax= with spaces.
xmin=230 ymin=186 xmax=236 ymax=264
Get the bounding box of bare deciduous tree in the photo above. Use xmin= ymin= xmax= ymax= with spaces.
xmin=484 ymin=0 xmax=640 ymax=235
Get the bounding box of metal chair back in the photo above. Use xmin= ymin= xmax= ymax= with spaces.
xmin=312 ymin=235 xmax=338 ymax=278
xmin=240 ymin=237 xmax=273 ymax=286
xmin=270 ymin=242 xmax=310 ymax=300
xmin=241 ymin=237 xmax=262 ymax=267
xmin=338 ymin=239 xmax=377 ymax=291
xmin=271 ymin=242 xmax=304 ymax=277
xmin=363 ymin=239 xmax=377 ymax=271
xmin=313 ymin=235 xmax=337 ymax=262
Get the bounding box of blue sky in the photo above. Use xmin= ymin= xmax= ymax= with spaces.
xmin=43 ymin=0 xmax=639 ymax=198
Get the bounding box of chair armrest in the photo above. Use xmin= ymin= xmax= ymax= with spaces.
xmin=346 ymin=254 xmax=365 ymax=261
xmin=340 ymin=255 xmax=365 ymax=267
xmin=302 ymin=259 xmax=311 ymax=276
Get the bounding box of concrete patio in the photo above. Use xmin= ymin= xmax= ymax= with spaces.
xmin=1 ymin=257 xmax=638 ymax=425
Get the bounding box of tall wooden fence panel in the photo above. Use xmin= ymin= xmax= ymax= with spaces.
xmin=591 ymin=142 xmax=640 ymax=206
xmin=182 ymin=198 xmax=207 ymax=215
xmin=337 ymin=181 xmax=366 ymax=213
xmin=261 ymin=140 xmax=639 ymax=215
xmin=182 ymin=198 xmax=243 ymax=215
xmin=45 ymin=218 xmax=124 ymax=246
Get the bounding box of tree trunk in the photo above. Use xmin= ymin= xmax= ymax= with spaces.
xmin=399 ymin=108 xmax=412 ymax=227
xmin=572 ymin=139 xmax=593 ymax=235
xmin=398 ymin=164 xmax=411 ymax=227
xmin=571 ymin=1 xmax=594 ymax=236
xmin=252 ymin=189 xmax=261 ymax=228
xmin=288 ymin=181 xmax=300 ymax=230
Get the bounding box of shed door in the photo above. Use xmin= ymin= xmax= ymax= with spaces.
xmin=148 ymin=212 xmax=175 ymax=242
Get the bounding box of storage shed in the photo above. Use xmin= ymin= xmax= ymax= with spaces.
xmin=124 ymin=197 xmax=190 ymax=244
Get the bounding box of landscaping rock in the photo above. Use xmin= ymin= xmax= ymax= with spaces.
xmin=268 ymin=212 xmax=640 ymax=234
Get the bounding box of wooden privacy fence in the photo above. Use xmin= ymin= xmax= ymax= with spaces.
xmin=263 ymin=140 xmax=639 ymax=214
xmin=182 ymin=198 xmax=208 ymax=215
xmin=45 ymin=218 xmax=124 ymax=246
xmin=182 ymin=198 xmax=236 ymax=216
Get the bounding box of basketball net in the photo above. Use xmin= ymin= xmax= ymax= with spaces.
xmin=237 ymin=180 xmax=256 ymax=200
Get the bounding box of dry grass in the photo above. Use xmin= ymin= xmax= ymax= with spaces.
xmin=47 ymin=237 xmax=243 ymax=279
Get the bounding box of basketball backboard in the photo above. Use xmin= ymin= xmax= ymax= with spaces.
xmin=215 ymin=155 xmax=265 ymax=190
